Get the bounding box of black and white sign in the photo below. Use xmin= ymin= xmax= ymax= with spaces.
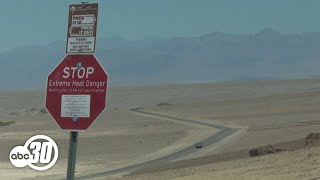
xmin=66 ymin=3 xmax=98 ymax=54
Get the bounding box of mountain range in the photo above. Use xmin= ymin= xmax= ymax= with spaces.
xmin=1 ymin=28 xmax=320 ymax=90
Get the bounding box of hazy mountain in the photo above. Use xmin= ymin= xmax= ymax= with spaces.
xmin=1 ymin=28 xmax=320 ymax=90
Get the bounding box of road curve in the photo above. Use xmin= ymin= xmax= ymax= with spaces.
xmin=77 ymin=108 xmax=238 ymax=179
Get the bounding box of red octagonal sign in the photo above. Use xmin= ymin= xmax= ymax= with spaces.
xmin=46 ymin=55 xmax=108 ymax=130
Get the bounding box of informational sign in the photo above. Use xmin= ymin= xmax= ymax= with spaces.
xmin=46 ymin=55 xmax=108 ymax=130
xmin=66 ymin=3 xmax=98 ymax=54
xmin=61 ymin=95 xmax=91 ymax=118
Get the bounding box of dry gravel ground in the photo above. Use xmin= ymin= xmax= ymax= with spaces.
xmin=146 ymin=79 xmax=320 ymax=156
xmin=0 ymin=79 xmax=320 ymax=179
xmin=111 ymin=146 xmax=320 ymax=180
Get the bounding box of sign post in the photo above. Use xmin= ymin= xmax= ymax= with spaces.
xmin=66 ymin=131 xmax=78 ymax=180
xmin=45 ymin=2 xmax=107 ymax=180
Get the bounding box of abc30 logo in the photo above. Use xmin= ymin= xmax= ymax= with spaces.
xmin=9 ymin=135 xmax=58 ymax=171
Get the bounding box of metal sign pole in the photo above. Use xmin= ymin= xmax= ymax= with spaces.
xmin=66 ymin=131 xmax=79 ymax=180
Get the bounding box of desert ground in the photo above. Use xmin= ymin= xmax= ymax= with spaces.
xmin=0 ymin=79 xmax=320 ymax=179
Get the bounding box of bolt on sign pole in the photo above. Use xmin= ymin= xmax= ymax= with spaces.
xmin=66 ymin=131 xmax=78 ymax=180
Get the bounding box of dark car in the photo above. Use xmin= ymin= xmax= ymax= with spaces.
xmin=195 ymin=143 xmax=203 ymax=149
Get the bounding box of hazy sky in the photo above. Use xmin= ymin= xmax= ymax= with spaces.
xmin=1 ymin=0 xmax=320 ymax=51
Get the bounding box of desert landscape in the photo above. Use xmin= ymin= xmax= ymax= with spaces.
xmin=0 ymin=79 xmax=320 ymax=179
xmin=2 ymin=1 xmax=320 ymax=180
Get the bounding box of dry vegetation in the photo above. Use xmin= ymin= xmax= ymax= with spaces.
xmin=0 ymin=121 xmax=14 ymax=126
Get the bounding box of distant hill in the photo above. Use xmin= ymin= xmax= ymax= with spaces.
xmin=1 ymin=28 xmax=320 ymax=90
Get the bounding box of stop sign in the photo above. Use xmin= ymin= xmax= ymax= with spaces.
xmin=46 ymin=55 xmax=108 ymax=130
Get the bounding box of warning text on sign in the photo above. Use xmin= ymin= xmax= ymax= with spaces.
xmin=61 ymin=95 xmax=91 ymax=117
xmin=67 ymin=37 xmax=95 ymax=53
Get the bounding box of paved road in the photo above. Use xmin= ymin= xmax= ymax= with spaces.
xmin=77 ymin=108 xmax=238 ymax=179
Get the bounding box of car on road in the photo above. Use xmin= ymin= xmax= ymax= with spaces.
xmin=195 ymin=142 xmax=204 ymax=149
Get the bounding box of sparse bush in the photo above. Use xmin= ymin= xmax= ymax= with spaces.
xmin=249 ymin=144 xmax=282 ymax=157
xmin=39 ymin=108 xmax=47 ymax=114
xmin=0 ymin=121 xmax=15 ymax=126
xmin=156 ymin=102 xmax=172 ymax=107
xmin=305 ymin=133 xmax=320 ymax=147
xmin=25 ymin=108 xmax=36 ymax=112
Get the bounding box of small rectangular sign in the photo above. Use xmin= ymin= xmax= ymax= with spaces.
xmin=66 ymin=3 xmax=98 ymax=54
xmin=67 ymin=37 xmax=95 ymax=53
xmin=61 ymin=95 xmax=91 ymax=117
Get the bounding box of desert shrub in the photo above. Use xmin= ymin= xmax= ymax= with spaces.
xmin=39 ymin=108 xmax=47 ymax=114
xmin=305 ymin=133 xmax=320 ymax=147
xmin=0 ymin=121 xmax=15 ymax=126
xmin=249 ymin=144 xmax=282 ymax=157
xmin=156 ymin=102 xmax=172 ymax=107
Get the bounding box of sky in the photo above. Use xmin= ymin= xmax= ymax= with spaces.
xmin=1 ymin=0 xmax=320 ymax=52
